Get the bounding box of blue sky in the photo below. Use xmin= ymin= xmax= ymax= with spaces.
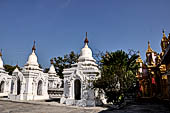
xmin=0 ymin=0 xmax=170 ymax=68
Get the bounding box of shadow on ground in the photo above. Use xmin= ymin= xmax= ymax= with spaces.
xmin=98 ymin=97 xmax=170 ymax=113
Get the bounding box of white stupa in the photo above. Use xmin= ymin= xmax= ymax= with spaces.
xmin=24 ymin=41 xmax=40 ymax=70
xmin=60 ymin=32 xmax=100 ymax=107
xmin=9 ymin=41 xmax=49 ymax=100
xmin=0 ymin=50 xmax=12 ymax=97
xmin=48 ymin=60 xmax=56 ymax=74
xmin=48 ymin=59 xmax=62 ymax=90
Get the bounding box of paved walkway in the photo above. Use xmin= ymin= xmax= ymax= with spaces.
xmin=0 ymin=99 xmax=169 ymax=113
xmin=0 ymin=99 xmax=105 ymax=113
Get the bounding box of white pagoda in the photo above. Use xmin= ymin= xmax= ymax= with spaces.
xmin=60 ymin=32 xmax=100 ymax=107
xmin=0 ymin=50 xmax=12 ymax=97
xmin=48 ymin=59 xmax=62 ymax=90
xmin=9 ymin=41 xmax=49 ymax=100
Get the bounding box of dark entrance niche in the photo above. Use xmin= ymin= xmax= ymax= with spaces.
xmin=11 ymin=80 xmax=14 ymax=94
xmin=74 ymin=79 xmax=81 ymax=100
xmin=0 ymin=81 xmax=5 ymax=93
xmin=37 ymin=80 xmax=43 ymax=95
xmin=17 ymin=78 xmax=21 ymax=95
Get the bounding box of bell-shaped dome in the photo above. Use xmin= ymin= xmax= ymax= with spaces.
xmin=78 ymin=32 xmax=94 ymax=61
xmin=26 ymin=50 xmax=39 ymax=66
xmin=0 ymin=50 xmax=4 ymax=69
xmin=13 ymin=66 xmax=20 ymax=73
xmin=48 ymin=59 xmax=56 ymax=75
xmin=48 ymin=59 xmax=56 ymax=74
xmin=48 ymin=64 xmax=56 ymax=74
xmin=25 ymin=41 xmax=39 ymax=69
xmin=80 ymin=43 xmax=92 ymax=58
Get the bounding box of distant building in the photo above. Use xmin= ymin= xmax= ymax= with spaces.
xmin=136 ymin=30 xmax=170 ymax=100
xmin=160 ymin=32 xmax=170 ymax=99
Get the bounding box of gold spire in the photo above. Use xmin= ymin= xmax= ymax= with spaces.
xmin=84 ymin=32 xmax=89 ymax=44
xmin=0 ymin=49 xmax=2 ymax=57
xmin=162 ymin=29 xmax=168 ymax=41
xmin=146 ymin=41 xmax=153 ymax=53
xmin=161 ymin=30 xmax=168 ymax=52
xmin=136 ymin=51 xmax=143 ymax=63
xmin=32 ymin=40 xmax=36 ymax=51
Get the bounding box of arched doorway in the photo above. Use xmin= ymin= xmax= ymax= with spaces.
xmin=11 ymin=80 xmax=14 ymax=94
xmin=37 ymin=80 xmax=43 ymax=95
xmin=74 ymin=79 xmax=81 ymax=100
xmin=17 ymin=78 xmax=21 ymax=95
xmin=0 ymin=81 xmax=5 ymax=93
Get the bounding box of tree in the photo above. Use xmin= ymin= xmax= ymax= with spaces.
xmin=94 ymin=50 xmax=139 ymax=104
xmin=93 ymin=49 xmax=104 ymax=69
xmin=52 ymin=51 xmax=79 ymax=79
xmin=4 ymin=64 xmax=21 ymax=75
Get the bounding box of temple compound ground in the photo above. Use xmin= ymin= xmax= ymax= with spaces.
xmin=0 ymin=99 xmax=169 ymax=113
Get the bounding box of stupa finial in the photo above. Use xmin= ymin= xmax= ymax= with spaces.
xmin=162 ymin=29 xmax=166 ymax=37
xmin=32 ymin=40 xmax=36 ymax=51
xmin=84 ymin=32 xmax=89 ymax=44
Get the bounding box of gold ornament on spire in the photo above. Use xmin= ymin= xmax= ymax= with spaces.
xmin=84 ymin=32 xmax=89 ymax=44
xmin=146 ymin=41 xmax=153 ymax=53
xmin=32 ymin=40 xmax=36 ymax=51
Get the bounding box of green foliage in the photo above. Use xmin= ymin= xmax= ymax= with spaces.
xmin=4 ymin=65 xmax=21 ymax=75
xmin=94 ymin=50 xmax=139 ymax=104
xmin=53 ymin=51 xmax=79 ymax=79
